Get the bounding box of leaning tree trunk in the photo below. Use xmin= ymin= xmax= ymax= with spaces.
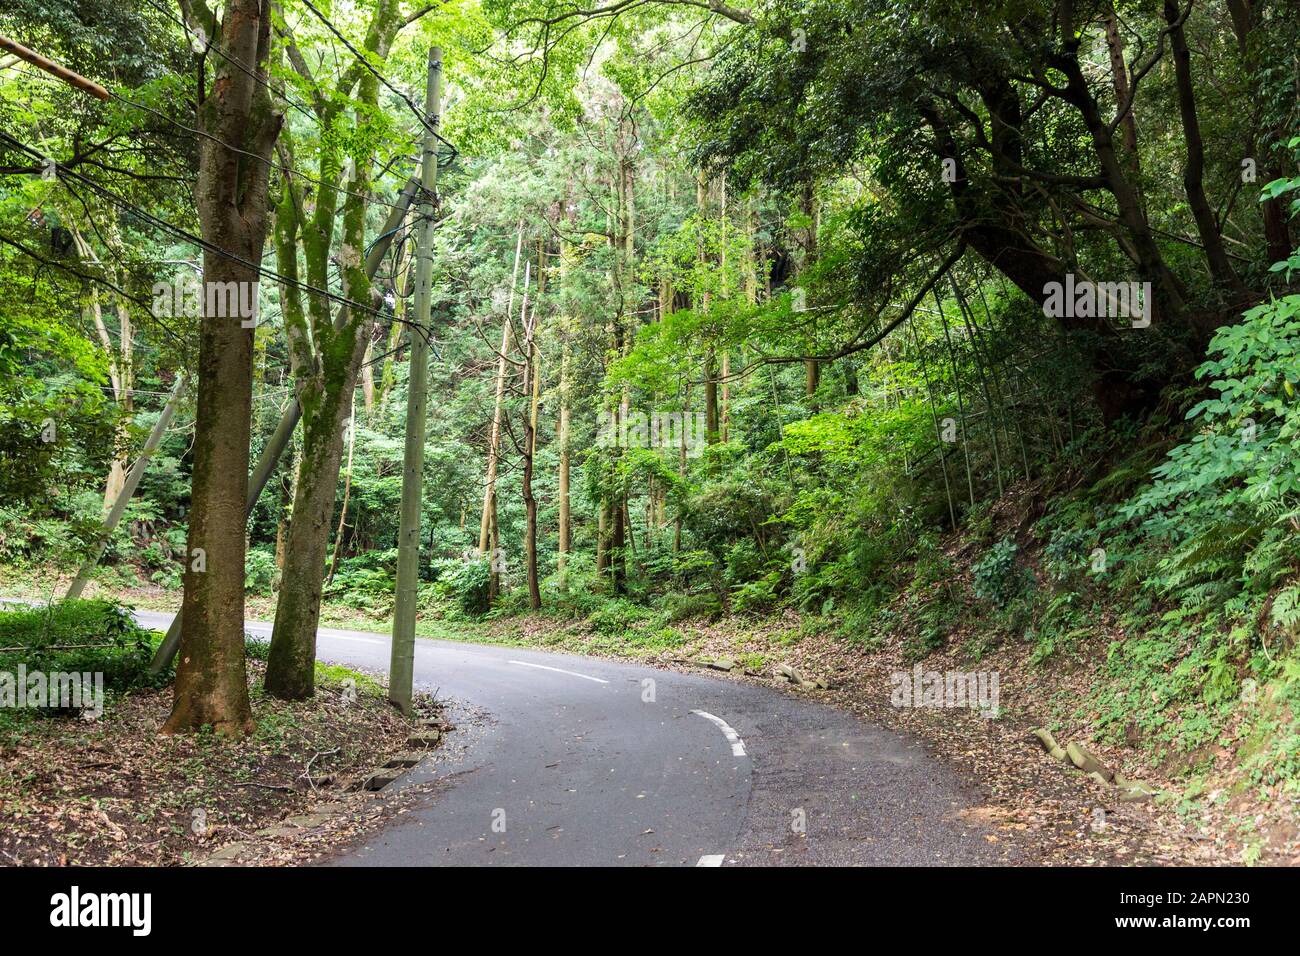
xmin=164 ymin=0 xmax=280 ymax=736
xmin=265 ymin=368 xmax=357 ymax=699
xmin=261 ymin=0 xmax=409 ymax=698
xmin=69 ymin=226 xmax=133 ymax=512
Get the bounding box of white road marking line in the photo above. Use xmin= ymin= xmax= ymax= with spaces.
xmin=696 ymin=854 xmax=725 ymax=867
xmin=323 ymin=635 xmax=385 ymax=646
xmin=508 ymin=660 xmax=609 ymax=684
xmin=691 ymin=709 xmax=747 ymax=757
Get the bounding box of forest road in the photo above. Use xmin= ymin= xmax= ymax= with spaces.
xmin=128 ymin=608 xmax=1017 ymax=866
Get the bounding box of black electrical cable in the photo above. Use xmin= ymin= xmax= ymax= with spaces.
xmin=138 ymin=0 xmax=319 ymax=123
xmin=0 ymin=129 xmax=410 ymax=329
xmin=298 ymin=0 xmax=460 ymax=169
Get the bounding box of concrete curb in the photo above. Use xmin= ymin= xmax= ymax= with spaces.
xmin=195 ymin=719 xmax=448 ymax=866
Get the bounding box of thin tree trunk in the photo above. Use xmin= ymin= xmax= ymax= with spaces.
xmin=523 ymin=305 xmax=542 ymax=610
xmin=377 ymin=229 xmax=412 ymax=408
xmin=800 ymin=181 xmax=820 ymax=406
xmin=69 ymin=227 xmax=133 ymax=513
xmin=479 ymin=222 xmax=524 ymax=552
xmin=1163 ymin=0 xmax=1242 ymax=291
xmin=267 ymin=1 xmax=418 ymax=702
xmin=596 ymin=497 xmax=610 ymax=573
xmin=557 ymin=342 xmax=571 ymax=577
xmin=360 ymin=337 xmax=376 ymax=415
xmin=326 ymin=392 xmax=356 ymax=585
xmin=1103 ymin=8 xmax=1139 ymax=159
xmin=909 ymin=313 xmax=957 ymax=528
xmin=934 ymin=289 xmax=976 ymax=508
xmin=556 ymin=199 xmax=574 ymax=579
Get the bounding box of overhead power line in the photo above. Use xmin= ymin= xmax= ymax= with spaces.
xmin=10 ymin=60 xmax=417 ymax=214
xmin=297 ymin=0 xmax=459 ymax=170
xmin=137 ymin=0 xmax=318 ymax=123
xmin=105 ymin=86 xmax=414 ymax=214
xmin=0 ymin=129 xmax=402 ymax=326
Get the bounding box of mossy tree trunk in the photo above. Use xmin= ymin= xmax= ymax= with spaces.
xmin=264 ymin=0 xmax=408 ymax=699
xmin=164 ymin=0 xmax=280 ymax=736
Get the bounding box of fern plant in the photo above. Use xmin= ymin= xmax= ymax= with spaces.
xmin=1121 ymin=293 xmax=1300 ymax=609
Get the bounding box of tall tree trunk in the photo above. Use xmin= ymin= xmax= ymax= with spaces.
xmin=705 ymin=355 xmax=720 ymax=442
xmin=596 ymin=496 xmax=610 ymax=573
xmin=522 ymin=303 xmax=542 ymax=611
xmin=800 ymin=182 xmax=820 ymax=405
xmin=610 ymin=453 xmax=626 ymax=594
xmin=487 ymin=500 xmax=500 ymax=604
xmin=720 ymin=351 xmax=730 ymax=441
xmin=556 ymin=335 xmax=571 ymax=583
xmin=674 ymin=380 xmax=688 ymax=552
xmin=164 ymin=0 xmax=280 ymax=736
xmin=557 ymin=349 xmax=571 ymax=576
xmin=695 ymin=171 xmax=721 ymax=444
xmin=1224 ymin=0 xmax=1293 ymax=263
xmin=1103 ymin=8 xmax=1140 ymax=159
xmin=555 ymin=196 xmax=574 ymax=579
xmin=480 ymin=223 xmax=524 ymax=552
xmin=1164 ymin=0 xmax=1242 ymax=291
xmin=266 ymin=377 xmax=355 ymax=699
xmin=264 ymin=0 xmax=405 ymax=699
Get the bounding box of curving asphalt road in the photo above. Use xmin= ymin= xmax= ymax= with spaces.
xmin=125 ymin=609 xmax=1015 ymax=866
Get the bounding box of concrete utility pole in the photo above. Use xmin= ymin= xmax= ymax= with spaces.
xmin=389 ymin=46 xmax=442 ymax=714
xmin=66 ymin=373 xmax=186 ymax=600
xmin=148 ymin=177 xmax=420 ymax=675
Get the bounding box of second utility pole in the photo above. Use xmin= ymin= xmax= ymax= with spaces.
xmin=389 ymin=46 xmax=442 ymax=714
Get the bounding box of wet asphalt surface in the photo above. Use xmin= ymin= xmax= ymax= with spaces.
xmin=126 ymin=609 xmax=1012 ymax=866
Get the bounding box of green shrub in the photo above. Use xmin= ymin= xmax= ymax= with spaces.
xmin=1042 ymin=526 xmax=1093 ymax=583
xmin=1119 ymin=293 xmax=1300 ymax=613
xmin=972 ymin=537 xmax=1028 ymax=607
xmin=733 ymin=570 xmax=780 ymax=613
xmin=325 ymin=549 xmax=400 ymax=609
xmin=542 ymin=566 xmax=608 ymax=619
xmin=0 ymin=599 xmax=165 ymax=730
xmin=587 ymin=599 xmax=652 ymax=636
xmin=656 ymin=590 xmax=722 ymax=623
xmin=432 ymin=556 xmax=491 ymax=616
xmin=245 ymin=547 xmax=278 ymax=596
xmin=723 ymin=539 xmax=764 ymax=585
xmin=150 ymin=566 xmax=183 ymax=590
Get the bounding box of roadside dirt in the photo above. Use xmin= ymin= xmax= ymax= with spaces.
xmin=0 ymin=662 xmax=439 ymax=866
